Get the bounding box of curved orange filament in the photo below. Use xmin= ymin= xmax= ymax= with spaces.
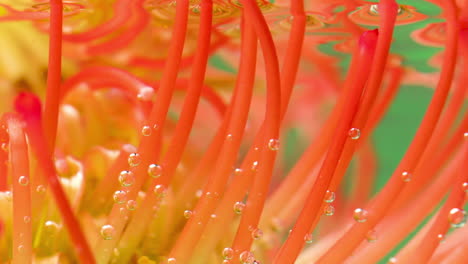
xmin=318 ymin=2 xmax=459 ymax=261
xmin=94 ymin=0 xmax=190 ymax=261
xmin=348 ymin=108 xmax=468 ymax=263
xmin=227 ymin=1 xmax=283 ymax=260
xmin=328 ymin=0 xmax=399 ymax=193
xmin=14 ymin=93 xmax=95 ymax=264
xmin=262 ymin=7 xmax=367 ymax=224
xmin=429 ymin=224 xmax=468 ymax=263
xmin=410 ymin=140 xmax=468 ymax=262
xmin=183 ymin=24 xmax=257 ymax=263
xmin=43 ymin=0 xmax=63 ymax=151
xmin=389 ymin=29 xmax=468 ymax=211
xmin=0 ymin=121 xmax=8 ymax=191
xmin=162 ymin=14 xmax=256 ymax=263
xmin=7 ymin=115 xmax=32 ymax=264
xmin=189 ymin=1 xmax=308 ymax=260
xmin=108 ymin=1 xmax=214 ymax=262
xmin=273 ymin=29 xmax=378 ymax=264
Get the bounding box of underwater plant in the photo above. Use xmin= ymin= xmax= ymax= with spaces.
xmin=0 ymin=0 xmax=467 ymax=263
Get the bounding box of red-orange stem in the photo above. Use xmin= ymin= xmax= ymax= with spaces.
xmin=273 ymin=29 xmax=378 ymax=264
xmin=43 ymin=0 xmax=63 ymax=151
xmin=15 ymin=93 xmax=95 ymax=264
xmin=318 ymin=2 xmax=459 ymax=261
xmin=7 ymin=115 xmax=32 ymax=264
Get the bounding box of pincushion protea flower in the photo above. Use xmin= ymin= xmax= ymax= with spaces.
xmin=0 ymin=0 xmax=467 ymax=263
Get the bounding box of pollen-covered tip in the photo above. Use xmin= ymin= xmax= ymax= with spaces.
xmin=14 ymin=92 xmax=42 ymax=121
xmin=359 ymin=29 xmax=379 ymax=51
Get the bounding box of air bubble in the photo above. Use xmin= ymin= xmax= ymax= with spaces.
xmin=44 ymin=221 xmax=60 ymax=234
xmin=100 ymin=225 xmax=115 ymax=240
xmin=366 ymin=229 xmax=377 ymax=242
xmin=400 ymin=171 xmax=412 ymax=182
xmin=348 ymin=128 xmax=361 ymax=140
xmin=226 ymin=134 xmax=233 ymax=141
xmin=304 ymin=233 xmax=313 ymax=244
xmin=36 ymin=185 xmax=46 ymax=194
xmin=137 ymin=86 xmax=154 ymax=101
xmin=167 ymin=257 xmax=177 ymax=264
xmin=461 ymin=182 xmax=468 ymax=192
xmin=222 ymin=247 xmax=234 ymax=259
xmin=148 ymin=164 xmax=163 ymax=178
xmin=141 ymin=126 xmax=152 ymax=136
xmin=323 ymin=204 xmax=335 ymax=216
xmin=233 ymin=201 xmax=246 ymax=214
xmin=154 ymin=185 xmax=167 ymax=197
xmin=239 ymin=251 xmax=254 ymax=264
xmin=126 ymin=200 xmax=137 ymax=210
xmin=184 ymin=210 xmax=193 ymax=219
xmin=128 ymin=153 xmax=141 ymax=167
xmin=251 ymin=161 xmax=259 ymax=172
xmin=251 ymin=228 xmax=263 ymax=240
xmin=113 ymin=190 xmax=127 ymax=204
xmin=234 ymin=168 xmax=243 ymax=176
xmin=23 ymin=216 xmax=31 ymax=223
xmin=119 ymin=171 xmax=135 ymax=187
xmin=268 ymin=139 xmax=280 ymax=151
xmin=353 ymin=208 xmax=369 ymax=223
xmin=323 ymin=190 xmax=335 ymax=203
xmin=448 ymin=208 xmax=466 ymax=228
xmin=437 ymin=233 xmax=445 ymax=242
xmin=1 ymin=143 xmax=8 ymax=152
xmin=206 ymin=191 xmax=219 ymax=199
xmin=17 ymin=245 xmax=25 ymax=254
xmin=18 ymin=176 xmax=29 ymax=186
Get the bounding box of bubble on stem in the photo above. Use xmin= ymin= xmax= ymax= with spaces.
xmin=348 ymin=128 xmax=361 ymax=140
xmin=222 ymin=247 xmax=234 ymax=259
xmin=128 ymin=153 xmax=141 ymax=167
xmin=448 ymin=208 xmax=466 ymax=228
xmin=233 ymin=201 xmax=245 ymax=215
xmin=148 ymin=163 xmax=163 ymax=178
xmin=353 ymin=208 xmax=369 ymax=223
xmin=100 ymin=225 xmax=115 ymax=240
xmin=324 ymin=190 xmax=335 ymax=203
xmin=323 ymin=205 xmax=335 ymax=216
xmin=119 ymin=170 xmax=135 ymax=187
xmin=113 ymin=190 xmax=127 ymax=204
